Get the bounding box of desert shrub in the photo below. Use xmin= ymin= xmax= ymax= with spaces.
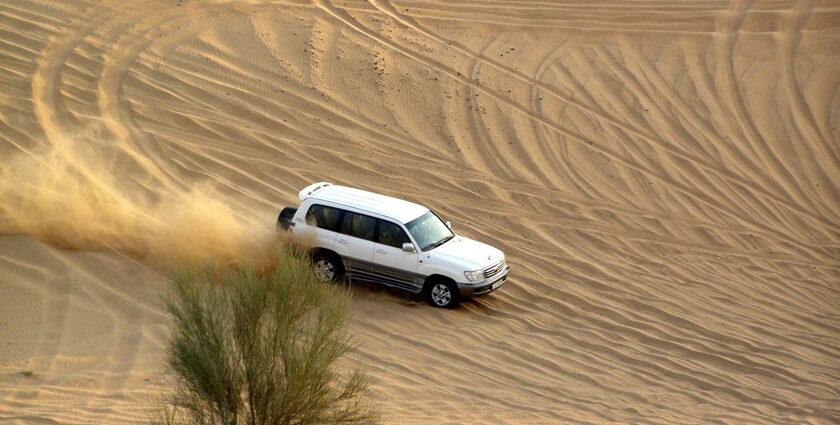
xmin=160 ymin=247 xmax=378 ymax=425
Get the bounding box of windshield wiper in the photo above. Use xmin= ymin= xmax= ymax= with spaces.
xmin=425 ymin=235 xmax=454 ymax=250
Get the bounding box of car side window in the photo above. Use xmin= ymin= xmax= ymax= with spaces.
xmin=305 ymin=204 xmax=342 ymax=232
xmin=377 ymin=220 xmax=410 ymax=248
xmin=340 ymin=212 xmax=377 ymax=241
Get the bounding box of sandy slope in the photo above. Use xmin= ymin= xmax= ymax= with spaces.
xmin=1 ymin=0 xmax=839 ymax=423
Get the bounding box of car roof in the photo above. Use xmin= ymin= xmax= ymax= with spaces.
xmin=307 ymin=184 xmax=428 ymax=224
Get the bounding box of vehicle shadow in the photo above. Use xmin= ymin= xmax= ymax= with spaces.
xmin=341 ymin=278 xmax=426 ymax=308
xmin=340 ymin=277 xmax=486 ymax=310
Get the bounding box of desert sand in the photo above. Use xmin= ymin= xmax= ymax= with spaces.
xmin=1 ymin=0 xmax=839 ymax=423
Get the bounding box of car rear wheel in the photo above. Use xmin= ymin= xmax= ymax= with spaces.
xmin=426 ymin=279 xmax=460 ymax=308
xmin=313 ymin=252 xmax=343 ymax=282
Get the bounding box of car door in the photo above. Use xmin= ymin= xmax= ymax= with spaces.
xmin=372 ymin=219 xmax=421 ymax=292
xmin=334 ymin=211 xmax=376 ymax=278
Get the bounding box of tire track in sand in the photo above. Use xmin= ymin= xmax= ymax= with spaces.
xmin=318 ymin=0 xmax=840 ymax=254
xmin=367 ymin=0 xmax=840 ymax=238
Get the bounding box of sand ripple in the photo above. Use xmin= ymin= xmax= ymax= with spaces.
xmin=0 ymin=0 xmax=838 ymax=423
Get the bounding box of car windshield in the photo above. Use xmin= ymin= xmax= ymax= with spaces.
xmin=406 ymin=211 xmax=454 ymax=251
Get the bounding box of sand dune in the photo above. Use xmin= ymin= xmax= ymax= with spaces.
xmin=1 ymin=0 xmax=839 ymax=423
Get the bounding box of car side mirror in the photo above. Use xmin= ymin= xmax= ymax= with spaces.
xmin=402 ymin=242 xmax=416 ymax=253
xmin=445 ymin=221 xmax=452 ymax=229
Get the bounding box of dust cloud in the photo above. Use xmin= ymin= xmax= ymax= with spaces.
xmin=0 ymin=136 xmax=279 ymax=267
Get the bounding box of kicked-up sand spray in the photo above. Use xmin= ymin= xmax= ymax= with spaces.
xmin=0 ymin=134 xmax=279 ymax=267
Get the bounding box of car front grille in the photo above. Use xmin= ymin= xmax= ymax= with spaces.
xmin=483 ymin=260 xmax=505 ymax=279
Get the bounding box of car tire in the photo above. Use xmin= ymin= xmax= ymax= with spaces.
xmin=425 ymin=278 xmax=460 ymax=309
xmin=313 ymin=252 xmax=344 ymax=282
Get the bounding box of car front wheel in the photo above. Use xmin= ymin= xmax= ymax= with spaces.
xmin=427 ymin=280 xmax=460 ymax=308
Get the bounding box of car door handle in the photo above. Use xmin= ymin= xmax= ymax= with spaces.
xmin=336 ymin=238 xmax=349 ymax=245
xmin=376 ymin=248 xmax=387 ymax=254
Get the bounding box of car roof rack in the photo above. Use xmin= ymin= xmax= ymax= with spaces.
xmin=298 ymin=181 xmax=333 ymax=201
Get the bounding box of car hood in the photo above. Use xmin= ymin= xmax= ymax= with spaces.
xmin=430 ymin=235 xmax=504 ymax=270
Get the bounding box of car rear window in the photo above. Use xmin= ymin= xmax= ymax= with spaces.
xmin=305 ymin=204 xmax=342 ymax=232
xmin=340 ymin=212 xmax=377 ymax=241
xmin=377 ymin=220 xmax=410 ymax=248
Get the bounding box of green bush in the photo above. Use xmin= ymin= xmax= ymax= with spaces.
xmin=160 ymin=247 xmax=378 ymax=425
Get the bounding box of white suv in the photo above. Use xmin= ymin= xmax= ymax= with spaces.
xmin=277 ymin=182 xmax=509 ymax=308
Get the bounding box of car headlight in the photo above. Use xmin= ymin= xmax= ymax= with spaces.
xmin=464 ymin=269 xmax=484 ymax=282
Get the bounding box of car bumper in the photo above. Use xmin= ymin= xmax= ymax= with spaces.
xmin=457 ymin=266 xmax=510 ymax=297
